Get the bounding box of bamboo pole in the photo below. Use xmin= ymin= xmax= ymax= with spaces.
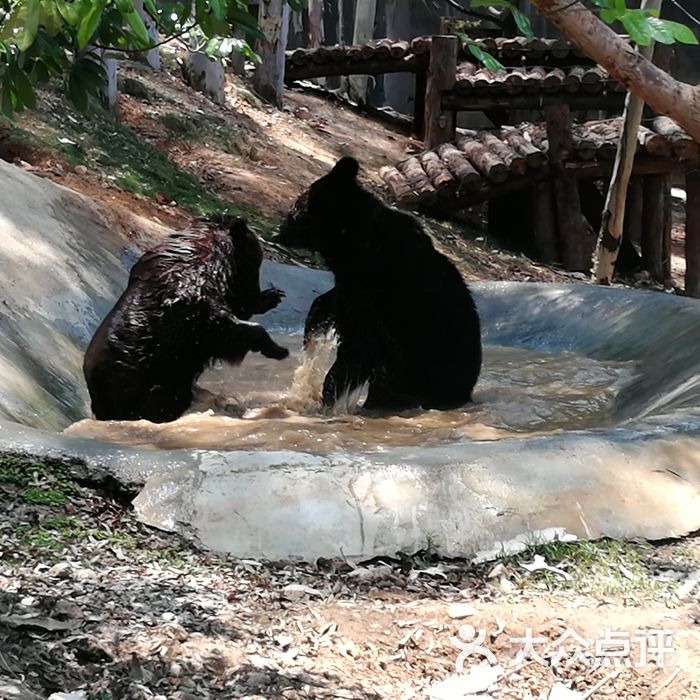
xmin=592 ymin=0 xmax=663 ymax=285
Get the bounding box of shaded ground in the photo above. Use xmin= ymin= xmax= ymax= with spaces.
xmin=1 ymin=453 xmax=700 ymax=700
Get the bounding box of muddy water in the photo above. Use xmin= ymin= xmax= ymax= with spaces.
xmin=65 ymin=334 xmax=638 ymax=453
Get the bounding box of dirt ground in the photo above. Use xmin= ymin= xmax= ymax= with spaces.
xmin=1 ymin=57 xmax=699 ymax=700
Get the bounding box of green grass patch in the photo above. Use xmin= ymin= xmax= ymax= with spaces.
xmin=500 ymin=538 xmax=668 ymax=598
xmin=0 ymin=451 xmax=80 ymax=507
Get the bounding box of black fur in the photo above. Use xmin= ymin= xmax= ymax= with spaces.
xmin=277 ymin=157 xmax=482 ymax=411
xmin=84 ymin=218 xmax=287 ymax=422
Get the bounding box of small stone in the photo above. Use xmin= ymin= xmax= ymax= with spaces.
xmin=74 ymin=568 xmax=98 ymax=582
xmin=447 ymin=603 xmax=476 ymax=619
xmin=161 ymin=611 xmax=176 ymax=622
xmin=48 ymin=562 xmax=72 ymax=579
xmin=20 ymin=596 xmax=38 ymax=607
xmin=169 ymin=662 xmax=183 ymax=677
xmin=74 ymin=165 xmax=88 ymax=175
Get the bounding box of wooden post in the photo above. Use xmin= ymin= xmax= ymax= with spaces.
xmin=413 ymin=68 xmax=427 ymax=137
xmin=662 ymin=178 xmax=672 ymax=285
xmin=622 ymin=176 xmax=644 ymax=247
xmin=545 ymin=104 xmax=596 ymax=272
xmin=424 ymin=35 xmax=457 ymax=150
xmin=254 ymin=0 xmax=290 ymax=109
xmin=686 ymin=170 xmax=700 ymax=298
xmin=641 ymin=174 xmax=671 ymax=284
xmin=532 ymin=181 xmax=559 ymax=263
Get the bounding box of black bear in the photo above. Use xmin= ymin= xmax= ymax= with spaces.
xmin=277 ymin=157 xmax=482 ymax=412
xmin=84 ymin=218 xmax=288 ymax=423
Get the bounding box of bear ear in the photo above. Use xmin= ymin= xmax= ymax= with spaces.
xmin=330 ymin=157 xmax=360 ymax=182
xmin=228 ymin=217 xmax=249 ymax=239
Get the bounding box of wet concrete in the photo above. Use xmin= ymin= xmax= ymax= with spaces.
xmin=1 ymin=159 xmax=700 ymax=559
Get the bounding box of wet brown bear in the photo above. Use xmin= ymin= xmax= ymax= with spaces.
xmin=277 ymin=157 xmax=482 ymax=412
xmin=83 ymin=218 xmax=288 ymax=423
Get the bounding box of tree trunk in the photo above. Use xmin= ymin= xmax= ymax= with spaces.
xmin=308 ymin=0 xmax=324 ymax=48
xmin=529 ymin=0 xmax=700 ymax=141
xmin=347 ymin=0 xmax=377 ymax=104
xmin=592 ymin=0 xmax=661 ymax=285
xmin=254 ymin=0 xmax=291 ymax=109
xmin=134 ymin=0 xmax=160 ymax=70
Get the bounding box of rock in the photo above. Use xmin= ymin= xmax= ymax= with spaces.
xmin=447 ymin=603 xmax=476 ymax=620
xmin=426 ymin=662 xmax=503 ymax=699
xmin=548 ymin=683 xmax=584 ymax=699
xmin=74 ymin=165 xmax=88 ymax=176
xmin=48 ymin=562 xmax=72 ymax=579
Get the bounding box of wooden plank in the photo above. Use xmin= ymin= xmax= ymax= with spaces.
xmin=442 ymin=92 xmax=625 ymax=112
xmin=424 ymin=35 xmax=457 ymax=150
xmin=285 ymin=54 xmax=424 ymax=81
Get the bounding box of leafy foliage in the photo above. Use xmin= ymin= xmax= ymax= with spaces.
xmin=0 ymin=0 xmax=307 ymax=116
xmin=461 ymin=0 xmax=697 ymax=70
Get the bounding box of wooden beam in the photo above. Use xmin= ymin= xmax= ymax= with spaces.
xmin=686 ymin=170 xmax=700 ymax=298
xmin=545 ymin=103 xmax=596 ymax=272
xmin=442 ymin=93 xmax=625 ymax=112
xmin=285 ymin=54 xmax=425 ymax=81
xmin=641 ymin=174 xmax=669 ymax=283
xmin=424 ymin=35 xmax=457 ymax=150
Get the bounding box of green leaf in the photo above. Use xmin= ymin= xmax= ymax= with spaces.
xmin=125 ymin=10 xmax=151 ymax=47
xmin=600 ymin=9 xmax=618 ymax=24
xmin=143 ymin=0 xmax=158 ymax=17
xmin=647 ymin=16 xmax=675 ymax=44
xmin=67 ymin=70 xmax=89 ymax=111
xmin=471 ymin=0 xmax=512 ymax=8
xmin=17 ymin=0 xmax=41 ymax=51
xmin=31 ymin=59 xmax=51 ymax=83
xmin=666 ymin=20 xmax=699 ymax=45
xmin=74 ymin=57 xmax=108 ymax=89
xmin=12 ymin=69 xmax=36 ymax=109
xmin=228 ymin=6 xmax=264 ymax=39
xmin=56 ymin=1 xmax=81 ymax=26
xmin=210 ymin=0 xmax=226 ymax=21
xmin=512 ymin=8 xmax=534 ymax=41
xmin=621 ymin=12 xmax=652 ymax=46
xmin=467 ymin=42 xmax=504 ymax=72
xmin=1 ymin=80 xmax=15 ymax=117
xmin=77 ymin=0 xmax=106 ymax=49
xmin=39 ymin=2 xmax=66 ymax=35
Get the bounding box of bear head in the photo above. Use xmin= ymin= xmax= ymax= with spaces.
xmin=277 ymin=157 xmax=361 ymax=256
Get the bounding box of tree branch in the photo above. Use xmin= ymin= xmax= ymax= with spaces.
xmin=530 ymin=0 xmax=700 ymax=140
